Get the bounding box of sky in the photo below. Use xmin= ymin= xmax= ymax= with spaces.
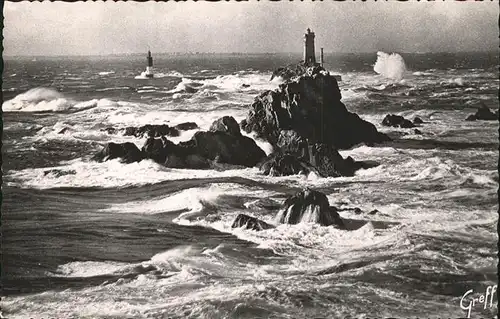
xmin=3 ymin=1 xmax=498 ymax=56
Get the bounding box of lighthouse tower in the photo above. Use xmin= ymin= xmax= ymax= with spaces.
xmin=303 ymin=28 xmax=316 ymax=66
xmin=145 ymin=50 xmax=154 ymax=78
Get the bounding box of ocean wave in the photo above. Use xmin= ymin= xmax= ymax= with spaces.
xmin=2 ymin=87 xmax=113 ymax=113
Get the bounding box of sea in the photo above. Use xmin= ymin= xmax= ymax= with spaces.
xmin=1 ymin=52 xmax=498 ymax=319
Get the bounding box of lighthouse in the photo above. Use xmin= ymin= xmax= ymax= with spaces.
xmin=303 ymin=28 xmax=316 ymax=67
xmin=145 ymin=50 xmax=154 ymax=78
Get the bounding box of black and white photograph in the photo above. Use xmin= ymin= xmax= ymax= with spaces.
xmin=1 ymin=1 xmax=498 ymax=318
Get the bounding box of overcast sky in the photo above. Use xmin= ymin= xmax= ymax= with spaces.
xmin=4 ymin=1 xmax=498 ymax=56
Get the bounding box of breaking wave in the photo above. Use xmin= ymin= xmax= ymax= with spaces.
xmin=374 ymin=51 xmax=407 ymax=81
xmin=2 ymin=87 xmax=114 ymax=113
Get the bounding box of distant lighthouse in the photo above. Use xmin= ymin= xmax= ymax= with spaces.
xmin=145 ymin=50 xmax=154 ymax=78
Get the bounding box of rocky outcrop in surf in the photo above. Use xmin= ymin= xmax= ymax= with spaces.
xmin=102 ymin=122 xmax=199 ymax=138
xmin=231 ymin=214 xmax=275 ymax=231
xmin=381 ymin=114 xmax=415 ymax=128
xmin=269 ymin=63 xmax=312 ymax=81
xmin=94 ymin=116 xmax=266 ymax=168
xmin=93 ymin=142 xmax=144 ymax=163
xmin=230 ymin=188 xmax=346 ymax=231
xmin=258 ymin=142 xmax=379 ymax=178
xmin=209 ymin=116 xmax=241 ymax=136
xmin=241 ymin=66 xmax=389 ymax=150
xmin=275 ymin=188 xmax=345 ymax=228
xmin=259 ymin=153 xmax=318 ymax=177
xmin=465 ymin=104 xmax=498 ymax=121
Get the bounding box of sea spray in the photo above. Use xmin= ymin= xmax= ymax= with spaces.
xmin=374 ymin=51 xmax=407 ymax=81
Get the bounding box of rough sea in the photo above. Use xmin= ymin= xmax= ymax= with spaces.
xmin=2 ymin=52 xmax=498 ymax=318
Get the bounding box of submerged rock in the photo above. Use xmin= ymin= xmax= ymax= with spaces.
xmin=242 ymin=67 xmax=389 ymax=150
xmin=382 ymin=114 xmax=415 ymax=128
xmin=275 ymin=188 xmax=345 ymax=228
xmin=93 ymin=142 xmax=144 ymax=163
xmin=231 ymin=214 xmax=275 ymax=231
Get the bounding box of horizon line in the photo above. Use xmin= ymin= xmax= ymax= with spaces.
xmin=3 ymin=50 xmax=499 ymax=58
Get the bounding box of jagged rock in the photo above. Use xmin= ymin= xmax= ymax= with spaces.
xmin=96 ymin=117 xmax=266 ymax=168
xmin=102 ymin=123 xmax=197 ymax=137
xmin=124 ymin=124 xmax=179 ymax=138
xmin=191 ymin=130 xmax=265 ymax=167
xmin=209 ymin=116 xmax=241 ymax=136
xmin=382 ymin=114 xmax=415 ymax=128
xmin=242 ymin=68 xmax=389 ymax=150
xmin=260 ymin=143 xmax=379 ymax=178
xmin=310 ymin=143 xmax=379 ymax=177
xmin=141 ymin=136 xmax=173 ymax=164
xmin=259 ymin=153 xmax=317 ymax=177
xmin=466 ymin=104 xmax=497 ymax=121
xmin=275 ymin=188 xmax=345 ymax=228
xmin=231 ymin=214 xmax=275 ymax=231
xmin=413 ymin=117 xmax=424 ymax=124
xmin=414 ymin=129 xmax=423 ymax=135
xmin=93 ymin=142 xmax=144 ymax=163
xmin=277 ymin=130 xmax=309 ymax=158
xmin=174 ymin=122 xmax=199 ymax=131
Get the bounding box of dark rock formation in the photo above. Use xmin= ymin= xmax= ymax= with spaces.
xmin=94 ymin=116 xmax=265 ymax=168
xmin=190 ymin=130 xmax=265 ymax=167
xmin=382 ymin=114 xmax=415 ymax=128
xmin=209 ymin=116 xmax=241 ymax=136
xmin=275 ymin=188 xmax=345 ymax=228
xmin=259 ymin=153 xmax=318 ymax=177
xmin=414 ymin=129 xmax=423 ymax=135
xmin=310 ymin=143 xmax=379 ymax=177
xmin=242 ymin=67 xmax=389 ymax=150
xmin=231 ymin=214 xmax=275 ymax=231
xmin=102 ymin=122 xmax=199 ymax=137
xmin=277 ymin=130 xmax=309 ymax=158
xmin=465 ymin=104 xmax=498 ymax=121
xmin=270 ymin=63 xmax=310 ymax=81
xmin=260 ymin=143 xmax=379 ymax=178
xmin=413 ymin=117 xmax=424 ymax=124
xmin=124 ymin=124 xmax=179 ymax=138
xmin=174 ymin=122 xmax=199 ymax=131
xmin=93 ymin=142 xmax=144 ymax=163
